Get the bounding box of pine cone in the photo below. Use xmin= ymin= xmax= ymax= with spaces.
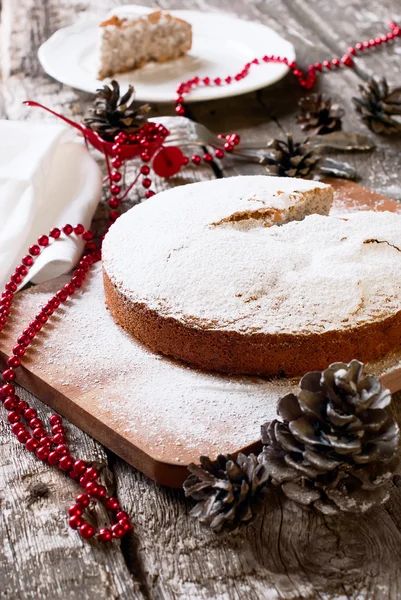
xmin=353 ymin=77 xmax=401 ymax=135
xmin=83 ymin=80 xmax=151 ymax=142
xmin=260 ymin=134 xmax=320 ymax=178
xmin=183 ymin=453 xmax=270 ymax=531
xmin=297 ymin=93 xmax=344 ymax=135
xmin=261 ymin=360 xmax=399 ymax=515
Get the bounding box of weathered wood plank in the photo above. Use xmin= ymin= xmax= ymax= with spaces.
xmin=2 ymin=0 xmax=401 ymax=598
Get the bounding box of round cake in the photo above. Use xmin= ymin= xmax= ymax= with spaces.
xmin=102 ymin=175 xmax=401 ymax=377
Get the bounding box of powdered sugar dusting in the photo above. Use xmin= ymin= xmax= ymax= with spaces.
xmin=8 ymin=265 xmax=293 ymax=463
xmin=103 ymin=176 xmax=401 ymax=335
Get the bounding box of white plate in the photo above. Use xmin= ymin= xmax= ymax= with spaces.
xmin=38 ymin=6 xmax=295 ymax=103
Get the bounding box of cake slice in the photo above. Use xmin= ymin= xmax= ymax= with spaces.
xmin=97 ymin=9 xmax=192 ymax=80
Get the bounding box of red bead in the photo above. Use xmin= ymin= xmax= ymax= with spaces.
xmin=121 ymin=520 xmax=132 ymax=533
xmin=50 ymin=228 xmax=61 ymax=239
xmin=203 ymin=153 xmax=213 ymax=163
xmin=29 ymin=417 xmax=42 ymax=429
xmin=71 ymin=276 xmax=83 ymax=289
xmin=36 ymin=446 xmax=49 ymax=461
xmin=11 ymin=273 xmax=22 ymax=284
xmin=85 ymin=467 xmax=99 ymax=481
xmin=202 ymin=77 xmax=210 ymax=85
xmin=56 ymin=444 xmax=68 ymax=456
xmin=0 ymin=316 xmax=7 ymax=326
xmin=363 ymin=40 xmax=370 ymax=48
xmin=140 ymin=152 xmax=150 ymax=162
xmin=116 ymin=511 xmax=130 ymax=521
xmin=30 ymin=319 xmax=42 ymax=331
xmin=375 ymin=37 xmax=382 ymax=45
xmin=79 ymin=524 xmax=95 ymax=539
xmin=38 ymin=235 xmax=49 ymax=247
xmin=17 ymin=430 xmax=30 ymax=443
xmin=76 ymin=493 xmax=90 ymax=507
xmin=6 ymin=281 xmax=17 ymax=292
xmin=332 ymin=58 xmax=340 ymax=67
xmin=59 ymin=455 xmax=74 ymax=471
xmin=0 ymin=384 xmax=14 ymax=398
xmin=13 ymin=345 xmax=25 ymax=357
xmin=142 ymin=178 xmax=152 ymax=188
xmin=33 ymin=427 xmax=46 ymax=440
xmin=85 ymin=241 xmax=97 ymax=252
xmin=26 ymin=438 xmax=39 ymax=452
xmin=342 ymin=54 xmax=354 ymax=67
xmin=17 ymin=400 xmax=28 ymax=412
xmin=182 ymin=156 xmax=189 ymax=165
xmin=3 ymin=397 xmax=17 ymax=410
xmin=393 ymin=27 xmax=401 ymax=36
xmin=191 ymin=155 xmax=201 ymax=165
xmin=74 ymin=224 xmax=85 ymax=235
xmin=69 ymin=515 xmax=83 ymax=530
xmin=23 ymin=327 xmax=35 ymax=339
xmin=105 ymin=497 xmax=120 ymax=511
xmin=11 ymin=422 xmax=24 ymax=434
xmin=64 ymin=282 xmax=75 ymax=296
xmin=52 ymin=424 xmax=64 ymax=435
xmin=95 ymin=485 xmax=107 ymax=498
xmin=224 ymin=142 xmax=234 ymax=152
xmin=225 ymin=76 xmax=232 ymax=84
xmin=62 ymin=224 xmax=73 ymax=236
xmin=111 ymin=157 xmax=123 ymax=169
xmin=48 ymin=451 xmax=59 ymax=465
xmin=68 ymin=504 xmax=83 ymax=517
xmin=111 ymin=144 xmax=122 ymax=155
xmin=56 ymin=289 xmax=68 ymax=302
xmin=98 ymin=528 xmax=112 ymax=542
xmin=293 ymin=69 xmax=302 ymax=77
xmin=215 ymin=149 xmax=224 ymax=159
xmin=23 ymin=408 xmax=37 ymax=420
xmin=53 ymin=433 xmax=66 ymax=445
xmin=145 ymin=190 xmax=155 ymax=199
xmin=39 ymin=436 xmax=51 ymax=447
xmin=22 ymin=254 xmax=33 ymax=267
xmin=140 ymin=165 xmax=150 ymax=175
xmin=17 ymin=334 xmax=30 ymax=347
xmin=114 ymin=132 xmax=127 ymax=144
xmin=229 ymin=134 xmax=240 ymax=145
xmin=175 ymin=104 xmax=185 ymax=115
xmin=214 ymin=77 xmax=221 ymax=85
xmin=110 ymin=170 xmax=122 ymax=183
xmin=0 ymin=307 xmax=10 ymax=317
xmin=3 ymin=369 xmax=16 ymax=382
xmin=109 ymin=211 xmax=119 ymax=222
xmin=49 ymin=414 xmax=62 ymax=426
xmin=110 ymin=184 xmax=121 ymax=196
xmin=7 ymin=357 xmax=20 ymax=369
xmin=29 ymin=244 xmax=40 ymax=256
xmin=323 ymin=60 xmax=332 ymax=69
xmin=16 ymin=265 xmax=28 ymax=276
xmin=8 ymin=411 xmax=20 ymax=424
xmin=85 ymin=481 xmax=98 ymax=495
xmin=73 ymin=460 xmax=87 ymax=475
xmin=111 ymin=524 xmax=125 ymax=539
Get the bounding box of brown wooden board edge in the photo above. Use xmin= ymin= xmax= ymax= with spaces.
xmin=0 ymin=350 xmax=261 ymax=488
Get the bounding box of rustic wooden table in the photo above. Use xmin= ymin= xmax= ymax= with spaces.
xmin=1 ymin=0 xmax=401 ymax=598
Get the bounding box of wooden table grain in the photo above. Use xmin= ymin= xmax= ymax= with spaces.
xmin=1 ymin=1 xmax=401 ymax=598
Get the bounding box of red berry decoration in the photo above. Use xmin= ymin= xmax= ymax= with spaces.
xmin=152 ymin=146 xmax=185 ymax=178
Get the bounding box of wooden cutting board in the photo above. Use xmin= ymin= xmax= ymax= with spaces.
xmin=1 ymin=179 xmax=401 ymax=488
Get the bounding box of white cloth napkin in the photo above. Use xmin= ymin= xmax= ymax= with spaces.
xmin=0 ymin=120 xmax=102 ymax=291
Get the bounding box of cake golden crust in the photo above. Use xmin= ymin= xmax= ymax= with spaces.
xmin=103 ymin=270 xmax=401 ymax=378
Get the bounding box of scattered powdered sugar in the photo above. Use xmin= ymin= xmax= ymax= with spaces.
xmin=13 ymin=264 xmax=294 ymax=464
xmin=103 ymin=175 xmax=401 ymax=335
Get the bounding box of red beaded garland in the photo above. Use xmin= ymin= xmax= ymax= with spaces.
xmin=0 ymin=225 xmax=133 ymax=544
